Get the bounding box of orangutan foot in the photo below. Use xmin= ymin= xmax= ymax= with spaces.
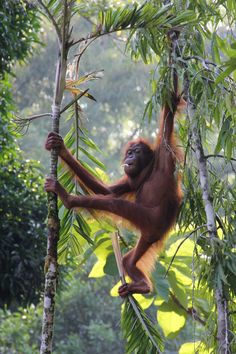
xmin=118 ymin=280 xmax=151 ymax=298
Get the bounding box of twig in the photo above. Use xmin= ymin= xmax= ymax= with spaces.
xmin=205 ymin=154 xmax=236 ymax=162
xmin=60 ymin=89 xmax=89 ymax=114
xmin=117 ymin=229 xmax=129 ymax=248
xmin=13 ymin=89 xmax=89 ymax=133
xmin=14 ymin=112 xmax=52 ymax=123
xmin=13 ymin=113 xmax=52 ymax=134
xmin=215 ymin=214 xmax=226 ymax=236
xmin=183 ymin=55 xmax=236 ymax=87
xmin=111 ymin=232 xmax=126 ymax=284
xmin=74 ymin=37 xmax=97 ymax=72
xmin=183 ymin=55 xmax=218 ymax=68
xmin=170 ymin=292 xmax=206 ymax=325
xmin=72 ymin=27 xmax=127 ymax=47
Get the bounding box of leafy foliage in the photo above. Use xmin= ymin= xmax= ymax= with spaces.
xmin=0 ymin=5 xmax=45 ymax=309
xmin=129 ymin=1 xmax=236 ymax=351
xmin=0 ymin=161 xmax=46 ymax=308
xmin=5 ymin=0 xmax=236 ymax=352
xmin=54 ymin=275 xmax=123 ymax=354
xmin=122 ymin=296 xmax=163 ymax=354
xmin=0 ymin=305 xmax=42 ymax=353
xmin=57 ymin=73 xmax=108 ymax=263
xmin=0 ymin=116 xmax=47 ymax=309
xmin=0 ymin=274 xmax=124 ymax=354
xmin=0 ymin=0 xmax=40 ymax=76
xmin=84 ymin=1 xmax=235 ymax=351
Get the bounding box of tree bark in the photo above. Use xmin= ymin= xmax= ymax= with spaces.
xmin=40 ymin=54 xmax=67 ymax=354
xmin=187 ymin=104 xmax=230 ymax=354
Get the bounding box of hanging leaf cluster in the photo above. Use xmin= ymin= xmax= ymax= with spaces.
xmin=96 ymin=3 xmax=196 ymax=63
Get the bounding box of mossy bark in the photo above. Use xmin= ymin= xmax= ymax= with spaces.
xmin=40 ymin=55 xmax=67 ymax=354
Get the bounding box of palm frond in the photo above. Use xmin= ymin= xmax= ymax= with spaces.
xmin=111 ymin=233 xmax=164 ymax=354
xmin=122 ymin=296 xmax=164 ymax=354
xmin=98 ymin=3 xmax=172 ymax=34
xmin=57 ymin=119 xmax=106 ymax=263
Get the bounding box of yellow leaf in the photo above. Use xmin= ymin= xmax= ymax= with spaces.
xmin=65 ymin=85 xmax=96 ymax=101
xmin=179 ymin=341 xmax=212 ymax=354
xmin=158 ymin=300 xmax=186 ymax=338
xmin=65 ymin=79 xmax=76 ymax=86
xmin=173 ymin=268 xmax=192 ymax=286
xmin=166 ymin=238 xmax=195 ymax=258
xmin=65 ymin=86 xmax=82 ymax=95
xmin=110 ymin=280 xmax=122 ymax=297
xmin=158 ymin=309 xmax=186 ymax=337
xmin=94 ymin=240 xmax=111 ymax=259
xmin=179 ymin=342 xmax=200 ymax=354
xmin=133 ymin=294 xmax=153 ymax=309
xmin=89 ymin=259 xmax=106 ymax=278
xmin=154 ymin=297 xmax=165 ymax=306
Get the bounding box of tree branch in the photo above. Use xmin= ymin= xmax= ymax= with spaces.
xmin=170 ymin=292 xmax=206 ymax=326
xmin=205 ymin=154 xmax=236 ymax=162
xmin=60 ymin=89 xmax=89 ymax=114
xmin=37 ymin=0 xmax=61 ymax=42
xmin=187 ymin=96 xmax=230 ymax=353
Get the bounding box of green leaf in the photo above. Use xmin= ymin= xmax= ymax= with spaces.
xmin=215 ymin=63 xmax=236 ymax=84
xmin=80 ymin=135 xmax=101 ymax=152
xmin=216 ymin=263 xmax=229 ymax=286
xmin=166 ymin=237 xmax=195 ymax=258
xmin=216 ymin=34 xmax=229 ymax=55
xmin=168 ymin=10 xmax=196 ymax=26
xmin=168 ymin=271 xmax=188 ymax=308
xmin=211 ymin=32 xmax=221 ymax=64
xmin=79 ymin=146 xmax=106 ymax=169
xmin=73 ymin=224 xmax=94 ymax=245
xmin=79 ymin=160 xmax=103 ymax=179
xmin=103 ymin=253 xmax=118 ymax=276
xmin=152 ymin=263 xmax=170 ymax=301
xmin=226 ymin=139 xmax=232 ymax=159
xmin=133 ymin=294 xmax=154 ymax=310
xmin=76 ymin=213 xmax=91 ymax=237
xmin=104 ymin=8 xmax=112 ymax=32
xmin=227 ymin=47 xmax=236 ymax=58
xmin=214 ymin=116 xmax=232 ymax=154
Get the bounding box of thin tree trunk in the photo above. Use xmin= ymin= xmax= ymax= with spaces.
xmin=187 ymin=103 xmax=230 ymax=354
xmin=40 ymin=53 xmax=67 ymax=354
xmin=38 ymin=1 xmax=72 ymax=350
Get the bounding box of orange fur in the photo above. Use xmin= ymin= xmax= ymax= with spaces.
xmin=136 ymin=242 xmax=162 ymax=289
